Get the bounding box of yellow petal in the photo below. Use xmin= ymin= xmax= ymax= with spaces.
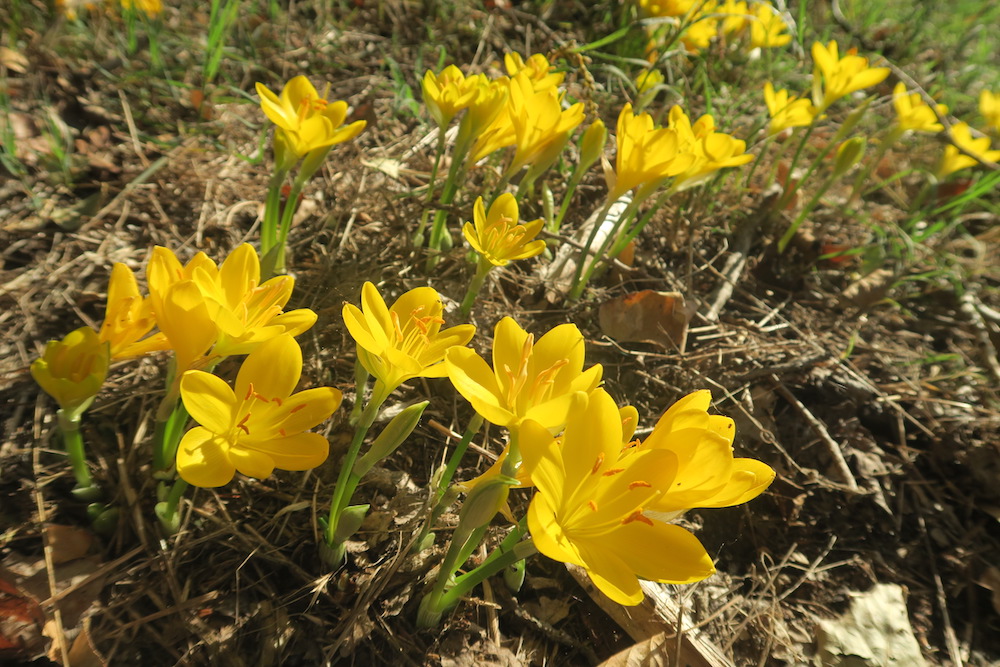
xmin=696 ymin=458 xmax=775 ymax=507
xmin=446 ymin=347 xmax=513 ymax=426
xmin=244 ymin=432 xmax=330 ymax=471
xmin=229 ymin=447 xmax=276 ymax=479
xmin=270 ymin=387 xmax=342 ymax=434
xmin=180 ymin=370 xmax=236 ymax=434
xmin=235 ymin=334 xmax=301 ymax=401
xmin=607 ymin=521 xmax=715 ymax=584
xmin=528 ymin=491 xmax=585 ymax=567
xmin=176 ymin=427 xmax=236 ymax=487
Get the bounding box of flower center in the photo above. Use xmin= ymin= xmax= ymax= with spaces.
xmin=390 ymin=306 xmax=445 ymax=361
xmin=499 ymin=334 xmax=569 ymax=411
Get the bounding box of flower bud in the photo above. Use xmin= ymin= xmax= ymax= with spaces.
xmin=833 ymin=137 xmax=867 ymax=178
xmin=353 ymin=401 xmax=429 ymax=477
xmin=31 ymin=326 xmax=109 ymax=419
xmin=579 ymin=119 xmax=607 ymax=173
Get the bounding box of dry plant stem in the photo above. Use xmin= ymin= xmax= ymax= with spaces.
xmin=770 ymin=375 xmax=860 ymax=492
xmin=322 ymin=382 xmax=391 ymax=562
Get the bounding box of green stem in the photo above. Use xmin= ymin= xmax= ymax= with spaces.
xmin=57 ymin=410 xmax=99 ymax=499
xmin=568 ymin=198 xmax=615 ymax=300
xmin=774 ymin=122 xmax=817 ymax=210
xmin=436 ymin=414 xmax=484 ymax=502
xmin=552 ymin=167 xmax=586 ymax=234
xmin=349 ymin=358 xmax=369 ymax=426
xmin=569 ymin=196 xmax=642 ymax=301
xmin=153 ymin=397 xmax=190 ymax=475
xmin=459 ymin=257 xmax=493 ymax=318
xmin=155 ymin=478 xmax=190 ymax=533
xmin=272 ymin=176 xmax=306 ymax=275
xmin=323 ymin=381 xmax=392 ymax=558
xmin=414 ymin=130 xmax=449 ymax=247
xmin=427 ymin=115 xmax=476 ymax=266
xmin=850 ymin=126 xmax=903 ymax=202
xmin=261 ymin=169 xmax=287 ymax=257
xmin=777 ymin=169 xmax=839 ymax=253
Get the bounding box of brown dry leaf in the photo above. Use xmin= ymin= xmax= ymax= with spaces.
xmin=0 ymin=573 xmax=46 ymax=657
xmin=976 ymin=566 xmax=1000 ymax=616
xmin=44 ymin=525 xmax=95 ymax=565
xmin=51 ymin=615 xmax=108 ymax=667
xmin=599 ymin=291 xmax=691 ymax=351
xmin=597 ymin=632 xmax=673 ymax=667
xmin=0 ymin=46 xmax=28 ymax=73
xmin=840 ymin=269 xmax=895 ymax=309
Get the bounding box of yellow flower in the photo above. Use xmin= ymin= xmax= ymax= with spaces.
xmin=606 ymin=103 xmax=694 ymax=202
xmin=521 ymin=389 xmax=717 ymax=605
xmin=421 ymin=65 xmax=489 ymax=129
xmin=635 ymin=69 xmax=664 ymax=96
xmin=749 ymin=4 xmax=791 ymax=49
xmin=937 ymin=122 xmax=1000 ymax=179
xmin=892 ymin=83 xmax=946 ymax=133
xmin=99 ymin=263 xmax=167 ymax=359
xmin=681 ymin=13 xmax=719 ymax=52
xmin=255 ymin=75 xmax=366 ymax=172
xmin=810 ymin=41 xmax=890 ymax=112
xmin=625 ymin=390 xmax=774 ymax=521
xmin=445 ymin=317 xmax=602 ymax=432
xmin=464 ymin=79 xmax=516 ymax=162
xmin=978 ymin=90 xmax=1000 ymax=132
xmin=147 ymin=245 xmax=317 ymax=370
xmin=636 ymin=0 xmax=695 ymax=17
xmin=763 ymin=82 xmax=818 ymax=135
xmin=670 ymin=106 xmax=752 ymax=188
xmin=343 ymin=282 xmax=476 ymax=392
xmin=176 ymin=334 xmax=340 ymax=487
xmin=504 ymin=52 xmax=564 ymax=92
xmin=463 ymin=194 xmax=546 ymax=267
xmin=473 ymin=72 xmax=584 ymax=174
xmin=121 ymin=0 xmax=162 ymax=17
xmin=31 ymin=326 xmax=110 ymax=417
xmin=718 ymin=0 xmax=749 ymax=34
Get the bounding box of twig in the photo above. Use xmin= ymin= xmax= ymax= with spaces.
xmin=32 ymin=446 xmax=70 ymax=667
xmin=770 ymin=375 xmax=861 ymax=492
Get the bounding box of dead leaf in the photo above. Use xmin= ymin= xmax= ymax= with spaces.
xmin=0 ymin=47 xmax=28 ymax=73
xmin=816 ymin=583 xmax=926 ymax=666
xmin=0 ymin=573 xmax=46 ymax=657
xmin=599 ymin=291 xmax=691 ymax=351
xmin=597 ymin=632 xmax=673 ymax=667
xmin=840 ymin=269 xmax=895 ymax=309
xmin=44 ymin=525 xmax=95 ymax=565
xmin=976 ymin=566 xmax=1000 ymax=616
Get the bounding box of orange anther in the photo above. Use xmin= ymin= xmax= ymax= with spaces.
xmin=628 ymin=480 xmax=652 ymax=490
xmin=621 ymin=509 xmax=654 ymax=527
xmin=602 ymin=467 xmax=625 ymax=477
xmin=587 ymin=500 xmax=598 ymax=512
xmin=236 ymin=413 xmax=251 ymax=435
xmin=290 ymin=403 xmax=307 ymax=414
xmin=591 ymin=452 xmax=605 ymax=475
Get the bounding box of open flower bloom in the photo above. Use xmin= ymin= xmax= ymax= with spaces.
xmin=670 ymin=107 xmax=752 ymax=189
xmin=343 ymin=282 xmax=476 ymax=392
xmin=892 ymin=83 xmax=946 ymax=134
xmin=680 ymin=12 xmax=719 ymax=53
xmin=177 ymin=334 xmax=340 ymax=487
xmin=937 ymin=122 xmax=1000 ymax=179
xmin=463 ymin=194 xmax=546 ymax=267
xmin=981 ymin=90 xmax=1000 ymax=133
xmin=624 ymin=390 xmax=775 ymax=521
xmin=606 ymin=103 xmax=694 ymax=202
xmin=446 ymin=317 xmax=602 ymax=432
xmin=635 ymin=69 xmax=664 ymax=96
xmin=718 ymin=0 xmax=750 ymax=34
xmin=121 ymin=0 xmax=162 ymax=17
xmin=99 ymin=263 xmax=167 ymax=359
xmin=31 ymin=326 xmax=110 ymax=417
xmin=474 ymin=71 xmax=583 ymax=175
xmin=147 ymin=245 xmax=317 ymax=368
xmin=521 ymin=389 xmax=717 ymax=605
xmin=764 ymin=83 xmax=818 ymax=136
xmin=422 ymin=65 xmax=489 ymax=129
xmin=749 ymin=4 xmax=791 ymax=49
xmin=636 ymin=0 xmax=695 ymax=17
xmin=504 ymin=52 xmax=564 ymax=92
xmin=810 ymin=41 xmax=890 ymax=112
xmin=256 ymin=75 xmax=366 ymax=172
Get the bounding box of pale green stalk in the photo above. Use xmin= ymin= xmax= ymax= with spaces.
xmin=459 ymin=256 xmax=493 ymax=317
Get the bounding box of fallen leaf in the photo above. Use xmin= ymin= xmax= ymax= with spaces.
xmin=816 ymin=583 xmax=926 ymax=666
xmin=599 ymin=291 xmax=691 ymax=351
xmin=44 ymin=524 xmax=94 ymax=565
xmin=597 ymin=632 xmax=672 ymax=667
xmin=840 ymin=269 xmax=895 ymax=309
xmin=976 ymin=566 xmax=1000 ymax=616
xmin=0 ymin=573 xmax=46 ymax=657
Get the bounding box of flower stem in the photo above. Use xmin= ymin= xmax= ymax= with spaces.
xmin=322 ymin=381 xmax=391 ymax=565
xmin=436 ymin=414 xmax=484 ymax=502
xmin=153 ymin=397 xmax=190 ymax=476
xmin=568 ymin=198 xmax=615 ymax=300
xmin=56 ymin=409 xmax=100 ymax=501
xmin=459 ymin=257 xmax=493 ymax=318
xmin=155 ymin=478 xmax=189 ymax=534
xmin=271 ymin=175 xmax=306 ymax=276
xmin=414 ymin=129 xmax=449 ymax=248
xmin=260 ymin=169 xmax=287 ymax=258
